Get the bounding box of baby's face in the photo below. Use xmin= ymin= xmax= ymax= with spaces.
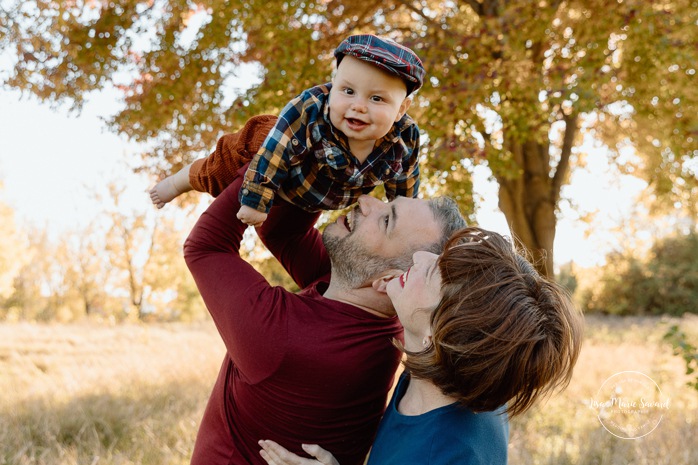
xmin=329 ymin=55 xmax=410 ymax=148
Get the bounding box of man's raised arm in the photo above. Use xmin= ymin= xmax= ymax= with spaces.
xmin=184 ymin=177 xmax=288 ymax=383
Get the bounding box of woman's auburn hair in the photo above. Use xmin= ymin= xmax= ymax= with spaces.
xmin=399 ymin=227 xmax=584 ymax=417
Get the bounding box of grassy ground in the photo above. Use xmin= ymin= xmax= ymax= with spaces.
xmin=1 ymin=315 xmax=696 ymax=464
xmin=508 ymin=314 xmax=698 ymax=465
xmin=0 ymin=323 xmax=223 ymax=465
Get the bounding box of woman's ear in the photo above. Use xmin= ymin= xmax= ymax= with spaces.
xmin=372 ymin=270 xmax=403 ymax=294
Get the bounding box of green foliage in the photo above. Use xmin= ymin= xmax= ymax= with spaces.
xmin=585 ymin=231 xmax=698 ymax=316
xmin=664 ymin=324 xmax=698 ymax=391
xmin=556 ymin=261 xmax=578 ymax=295
xmin=2 ymin=0 xmax=696 ymax=276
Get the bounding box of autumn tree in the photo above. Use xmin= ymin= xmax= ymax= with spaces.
xmin=2 ymin=228 xmax=59 ymax=321
xmin=102 ymin=182 xmax=160 ymax=320
xmin=0 ymin=181 xmax=206 ymax=322
xmin=3 ymin=0 xmax=696 ymax=276
xmin=0 ymin=223 xmax=111 ymax=321
xmin=146 ymin=214 xmax=207 ymax=321
xmin=0 ymin=183 xmax=27 ymax=300
xmin=62 ymin=221 xmax=114 ymax=318
xmin=99 ymin=181 xmax=208 ymax=321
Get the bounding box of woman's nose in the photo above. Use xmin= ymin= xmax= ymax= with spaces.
xmin=413 ymin=251 xmax=425 ymax=264
xmin=413 ymin=251 xmax=437 ymax=264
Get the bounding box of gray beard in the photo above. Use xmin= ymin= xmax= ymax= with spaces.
xmin=322 ymin=230 xmax=410 ymax=289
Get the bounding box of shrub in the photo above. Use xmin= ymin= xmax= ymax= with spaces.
xmin=584 ymin=232 xmax=698 ymax=316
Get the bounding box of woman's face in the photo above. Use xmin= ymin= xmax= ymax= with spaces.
xmin=387 ymin=251 xmax=442 ymax=340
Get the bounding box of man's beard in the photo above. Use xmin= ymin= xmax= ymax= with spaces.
xmin=322 ymin=230 xmax=410 ymax=289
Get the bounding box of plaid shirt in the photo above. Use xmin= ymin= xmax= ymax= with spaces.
xmin=239 ymin=83 xmax=420 ymax=213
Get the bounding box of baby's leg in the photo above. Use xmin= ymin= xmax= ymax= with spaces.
xmin=149 ymin=164 xmax=192 ymax=208
xmin=190 ymin=115 xmax=278 ymax=197
xmin=150 ymin=114 xmax=278 ymax=208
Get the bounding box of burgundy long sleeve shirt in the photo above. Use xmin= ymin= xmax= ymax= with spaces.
xmin=183 ymin=177 xmax=403 ymax=465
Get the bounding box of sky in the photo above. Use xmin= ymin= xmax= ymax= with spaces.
xmin=0 ymin=87 xmax=151 ymax=232
xmin=0 ymin=84 xmax=648 ymax=269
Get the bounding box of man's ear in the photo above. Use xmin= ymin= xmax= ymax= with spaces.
xmin=395 ymin=97 xmax=412 ymax=121
xmin=372 ymin=270 xmax=403 ymax=294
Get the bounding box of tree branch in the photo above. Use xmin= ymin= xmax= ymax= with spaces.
xmin=461 ymin=0 xmax=483 ymax=16
xmin=350 ymin=4 xmax=383 ymax=30
xmin=393 ymin=0 xmax=444 ymax=30
xmin=552 ymin=112 xmax=578 ymax=203
xmin=548 ymin=0 xmax=565 ymax=14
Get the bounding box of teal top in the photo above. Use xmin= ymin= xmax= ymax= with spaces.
xmin=366 ymin=373 xmax=509 ymax=464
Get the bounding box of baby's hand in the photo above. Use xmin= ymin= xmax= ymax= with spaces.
xmin=237 ymin=205 xmax=268 ymax=227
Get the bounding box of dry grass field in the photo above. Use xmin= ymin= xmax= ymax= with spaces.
xmin=1 ymin=315 xmax=696 ymax=465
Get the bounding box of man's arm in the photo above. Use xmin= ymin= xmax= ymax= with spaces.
xmin=256 ymin=201 xmax=331 ymax=290
xmin=184 ymin=176 xmax=288 ymax=383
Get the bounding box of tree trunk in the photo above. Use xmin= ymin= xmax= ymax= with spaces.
xmin=496 ymin=142 xmax=556 ymax=277
xmin=495 ymin=114 xmax=577 ymax=279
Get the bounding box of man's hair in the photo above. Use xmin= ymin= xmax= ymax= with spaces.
xmin=400 ymin=227 xmax=584 ymax=417
xmin=424 ymin=196 xmax=467 ymax=253
xmin=380 ymin=196 xmax=467 ymax=273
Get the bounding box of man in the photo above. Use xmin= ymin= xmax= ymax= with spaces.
xmin=183 ymin=175 xmax=465 ymax=465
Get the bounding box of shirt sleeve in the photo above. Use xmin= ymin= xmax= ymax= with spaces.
xmin=183 ymin=176 xmax=289 ymax=383
xmin=240 ymin=94 xmax=312 ymax=213
xmin=384 ymin=123 xmax=421 ymax=200
xmin=256 ymin=201 xmax=331 ymax=290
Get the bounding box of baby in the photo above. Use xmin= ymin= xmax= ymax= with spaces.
xmin=150 ymin=34 xmax=425 ymax=227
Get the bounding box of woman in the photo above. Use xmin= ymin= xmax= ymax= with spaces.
xmin=259 ymin=227 xmax=584 ymax=465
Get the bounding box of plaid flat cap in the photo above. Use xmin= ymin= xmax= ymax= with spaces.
xmin=334 ymin=34 xmax=425 ymax=95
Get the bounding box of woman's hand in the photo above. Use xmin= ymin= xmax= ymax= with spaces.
xmin=258 ymin=440 xmax=340 ymax=465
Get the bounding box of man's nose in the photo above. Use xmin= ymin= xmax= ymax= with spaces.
xmin=357 ymin=195 xmax=382 ymax=215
